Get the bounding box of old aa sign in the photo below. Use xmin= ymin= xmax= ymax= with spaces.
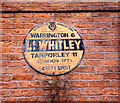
xmin=23 ymin=22 xmax=84 ymax=76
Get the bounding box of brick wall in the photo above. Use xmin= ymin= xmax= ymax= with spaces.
xmin=1 ymin=2 xmax=119 ymax=102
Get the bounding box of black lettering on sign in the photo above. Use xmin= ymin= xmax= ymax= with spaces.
xmin=25 ymin=39 xmax=83 ymax=52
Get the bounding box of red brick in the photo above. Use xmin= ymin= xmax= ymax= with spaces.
xmin=35 ymin=13 xmax=52 ymax=18
xmin=40 ymin=96 xmax=55 ymax=101
xmin=13 ymin=36 xmax=25 ymax=41
xmin=75 ymin=67 xmax=94 ymax=72
xmin=1 ymin=35 xmax=12 ymax=41
xmin=81 ymin=28 xmax=95 ymax=34
xmin=2 ymin=13 xmax=15 ymax=18
xmin=101 ymin=88 xmax=118 ymax=95
xmin=15 ymin=24 xmax=34 ymax=29
xmin=70 ymin=18 xmax=80 ymax=22
xmin=2 ymin=2 xmax=11 ymax=7
xmin=111 ymin=80 xmax=119 ymax=87
xmin=104 ymin=7 xmax=119 ymax=11
xmin=92 ymin=12 xmax=111 ymax=17
xmin=67 ymin=89 xmax=80 ymax=96
xmin=91 ymin=40 xmax=111 ymax=46
xmin=78 ymin=96 xmax=87 ymax=101
xmin=5 ymin=98 xmax=17 ymax=101
xmin=107 ymin=2 xmax=119 ymax=6
xmin=31 ymin=2 xmax=49 ymax=7
xmin=13 ymin=3 xmax=31 ymax=7
xmin=81 ymin=88 xmax=100 ymax=95
xmin=88 ymin=81 xmax=110 ymax=87
xmin=11 ymin=89 xmax=33 ymax=97
xmin=94 ymin=23 xmax=110 ymax=28
xmin=16 ymin=13 xmax=33 ymax=18
xmin=94 ymin=34 xmax=114 ymax=40
xmin=96 ymin=28 xmax=110 ymax=34
xmin=12 ymin=61 xmax=27 ymax=66
xmin=111 ymin=22 xmax=118 ymax=28
xmin=35 ymin=74 xmax=53 ymax=80
xmin=112 ymin=13 xmax=119 ymax=17
xmin=112 ymin=40 xmax=119 ymax=46
xmin=111 ymin=28 xmax=118 ymax=33
xmin=1 ymin=82 xmax=18 ymax=89
xmin=2 ymin=24 xmax=14 ymax=29
xmin=39 ymin=18 xmax=51 ymax=23
xmin=0 ymin=68 xmax=7 ymax=74
xmin=13 ymin=18 xmax=21 ymax=23
xmin=1 ymin=75 xmax=11 ymax=81
xmin=1 ymin=48 xmax=14 ymax=53
xmin=29 ymin=67 xmax=37 ymax=73
xmin=81 ymin=17 xmax=100 ymax=22
xmin=95 ymin=66 xmax=107 ymax=73
xmin=2 ymin=30 xmax=20 ymax=35
xmin=67 ymin=81 xmax=87 ymax=88
xmin=51 ymin=3 xmax=67 ymax=7
xmin=82 ymin=34 xmax=94 ymax=40
xmin=103 ymin=73 xmax=119 ymax=79
xmin=80 ymin=74 xmax=101 ymax=80
xmin=54 ymin=13 xmax=72 ymax=17
xmin=0 ymin=98 xmax=3 ymax=102
xmin=108 ymin=66 xmax=118 ymax=72
xmin=100 ymin=60 xmax=118 ymax=65
xmin=0 ymin=18 xmax=11 ymax=23
xmin=17 ymin=97 xmax=41 ymax=101
xmin=85 ymin=47 xmax=99 ymax=52
xmin=16 ymin=48 xmax=22 ymax=53
xmin=75 ymin=23 xmax=93 ymax=28
xmin=115 ymin=34 xmax=120 ymax=39
xmin=88 ymin=2 xmax=105 ymax=6
xmin=59 ymin=89 xmax=80 ymax=96
xmin=35 ymin=89 xmax=51 ymax=96
xmin=2 ymin=42 xmax=17 ymax=47
xmin=100 ymin=46 xmax=116 ymax=52
xmin=1 ymin=61 xmax=12 ymax=67
xmin=7 ymin=67 xmax=28 ymax=74
xmin=69 ymin=2 xmax=87 ymax=6
xmin=21 ymin=30 xmax=30 ymax=35
xmin=23 ymin=8 xmax=42 ymax=11
xmin=73 ymin=13 xmax=91 ymax=17
xmin=114 ymin=17 xmax=119 ymax=22
xmin=1 ymin=90 xmax=10 ymax=97
xmin=66 ymin=73 xmax=79 ymax=80
xmin=52 ymin=18 xmax=70 ymax=23
xmin=4 ymin=7 xmax=21 ymax=11
xmin=112 ymin=96 xmax=119 ymax=101
xmin=83 ymin=60 xmax=100 ymax=66
xmin=2 ymin=54 xmax=19 ymax=60
xmin=100 ymin=17 xmax=113 ymax=22
xmin=105 ymin=53 xmax=118 ymax=59
xmin=13 ymin=74 xmax=33 ymax=80
xmin=19 ymin=81 xmax=41 ymax=88
xmin=87 ymin=96 xmax=112 ymax=101
xmin=82 ymin=41 xmax=92 ymax=49
xmin=84 ymin=53 xmax=104 ymax=59
xmin=21 ymin=18 xmax=41 ymax=23
xmin=57 ymin=96 xmax=76 ymax=101
xmin=19 ymin=53 xmax=24 ymax=60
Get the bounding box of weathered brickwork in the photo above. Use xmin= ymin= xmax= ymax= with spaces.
xmin=1 ymin=2 xmax=119 ymax=102
xmin=1 ymin=2 xmax=119 ymax=11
